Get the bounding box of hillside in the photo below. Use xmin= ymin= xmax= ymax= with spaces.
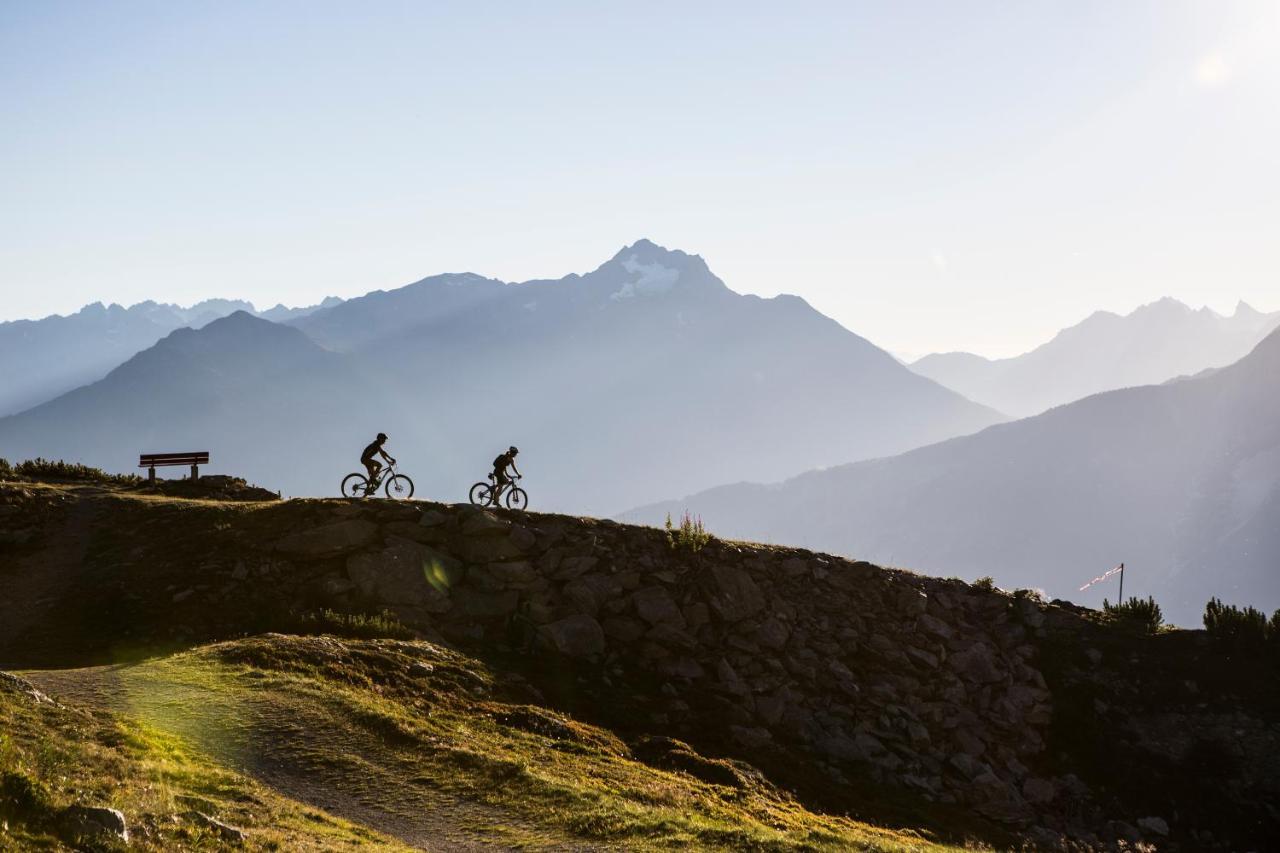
xmin=630 ymin=325 xmax=1280 ymax=627
xmin=0 ymin=298 xmax=342 ymax=417
xmin=0 ymin=241 xmax=1004 ymax=513
xmin=911 ymin=298 xmax=1280 ymax=417
xmin=2 ymin=478 xmax=1277 ymax=850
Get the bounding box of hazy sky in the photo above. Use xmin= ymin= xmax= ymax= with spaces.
xmin=3 ymin=1 xmax=1278 ymax=357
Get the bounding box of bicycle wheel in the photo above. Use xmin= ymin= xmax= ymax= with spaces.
xmin=341 ymin=473 xmax=369 ymax=498
xmin=468 ymin=482 xmax=492 ymax=506
xmin=506 ymin=487 xmax=528 ymax=511
xmin=384 ymin=474 xmax=415 ymax=499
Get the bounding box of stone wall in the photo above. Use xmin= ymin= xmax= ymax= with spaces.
xmin=273 ymin=499 xmax=1064 ymax=830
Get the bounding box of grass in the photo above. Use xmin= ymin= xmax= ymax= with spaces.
xmin=16 ymin=635 xmax=964 ymax=851
xmin=0 ymin=673 xmax=407 ymax=850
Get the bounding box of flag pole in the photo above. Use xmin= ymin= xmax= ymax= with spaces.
xmin=1118 ymin=562 xmax=1124 ymax=603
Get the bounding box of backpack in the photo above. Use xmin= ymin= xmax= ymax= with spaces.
xmin=493 ymin=454 xmax=506 ymax=470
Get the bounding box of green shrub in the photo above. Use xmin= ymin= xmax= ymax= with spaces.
xmin=665 ymin=510 xmax=711 ymax=553
xmin=974 ymin=576 xmax=996 ymax=591
xmin=0 ymin=457 xmax=140 ymax=485
xmin=289 ymin=609 xmax=416 ymax=640
xmin=1203 ymin=597 xmax=1271 ymax=654
xmin=1102 ymin=596 xmax=1164 ymax=634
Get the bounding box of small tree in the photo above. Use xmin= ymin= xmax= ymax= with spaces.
xmin=1203 ymin=597 xmax=1269 ymax=654
xmin=665 ymin=510 xmax=711 ymax=553
xmin=1103 ymin=595 xmax=1164 ymax=634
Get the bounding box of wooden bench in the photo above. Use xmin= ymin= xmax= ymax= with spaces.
xmin=139 ymin=452 xmax=209 ymax=483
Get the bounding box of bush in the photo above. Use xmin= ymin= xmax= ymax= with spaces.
xmin=974 ymin=576 xmax=996 ymax=591
xmin=288 ymin=609 xmax=416 ymax=640
xmin=0 ymin=457 xmax=140 ymax=485
xmin=1203 ymin=597 xmax=1272 ymax=655
xmin=665 ymin=510 xmax=711 ymax=553
xmin=1102 ymin=596 xmax=1164 ymax=634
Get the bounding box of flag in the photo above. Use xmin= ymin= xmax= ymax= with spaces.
xmin=1079 ymin=563 xmax=1124 ymax=592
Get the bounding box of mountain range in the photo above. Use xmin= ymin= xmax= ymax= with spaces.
xmin=626 ymin=324 xmax=1280 ymax=626
xmin=911 ymin=298 xmax=1280 ymax=417
xmin=0 ymin=240 xmax=1002 ymax=513
xmin=0 ymin=297 xmax=342 ymax=417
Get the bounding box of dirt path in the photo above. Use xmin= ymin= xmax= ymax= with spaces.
xmin=0 ymin=488 xmax=103 ymax=654
xmin=24 ymin=663 xmax=593 ymax=852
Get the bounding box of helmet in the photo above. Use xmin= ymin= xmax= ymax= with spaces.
xmin=377 ymin=433 xmax=388 ymax=442
xmin=509 ymin=445 xmax=519 ymax=455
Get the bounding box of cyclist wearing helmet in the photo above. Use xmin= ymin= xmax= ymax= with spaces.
xmin=491 ymin=446 xmax=521 ymax=506
xmin=361 ymin=433 xmax=396 ymax=490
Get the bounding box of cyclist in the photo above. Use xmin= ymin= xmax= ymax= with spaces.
xmin=490 ymin=446 xmax=521 ymax=506
xmin=361 ymin=433 xmax=396 ymax=494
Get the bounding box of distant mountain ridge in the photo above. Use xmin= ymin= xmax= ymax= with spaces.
xmin=0 ymin=240 xmax=1003 ymax=513
xmin=626 ymin=325 xmax=1280 ymax=626
xmin=911 ymin=298 xmax=1280 ymax=416
xmin=0 ymin=296 xmax=343 ymax=416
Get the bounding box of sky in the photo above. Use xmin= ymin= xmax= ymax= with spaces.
xmin=3 ymin=1 xmax=1278 ymax=358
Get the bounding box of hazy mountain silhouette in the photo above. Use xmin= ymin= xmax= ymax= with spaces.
xmin=911 ymin=298 xmax=1280 ymax=417
xmin=0 ymin=297 xmax=343 ymax=416
xmin=626 ymin=326 xmax=1280 ymax=626
xmin=0 ymin=241 xmax=1002 ymax=512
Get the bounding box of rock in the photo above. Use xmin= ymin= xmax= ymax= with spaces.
xmin=1137 ymin=816 xmax=1169 ymax=837
xmin=409 ymin=661 xmax=435 ymax=677
xmin=646 ymin=622 xmax=698 ymax=652
xmin=703 ymin=564 xmax=765 ymax=621
xmin=755 ymin=617 xmax=790 ymax=650
xmin=729 ymin=725 xmax=773 ymax=750
xmin=915 ymin=613 xmax=953 ymax=640
xmin=186 ymin=811 xmax=246 ymax=844
xmin=319 ymin=575 xmax=357 ymax=597
xmin=230 ymin=561 xmax=250 ymax=581
xmin=62 ymin=805 xmax=128 ymax=843
xmin=277 ymin=519 xmax=378 ymax=559
xmin=346 ymin=539 xmax=458 ymax=610
xmin=460 ymin=510 xmax=510 ymax=535
xmin=454 ymin=535 xmax=526 ymax=563
xmin=508 ymin=525 xmax=537 ymax=551
xmin=949 ymin=642 xmax=1004 ymax=684
xmin=454 ymin=588 xmax=520 ymax=618
xmin=171 ymin=588 xmax=195 ymax=603
xmin=906 ymin=646 xmax=939 ymax=669
xmin=552 ymin=555 xmax=598 ymax=580
xmin=538 ymin=614 xmax=605 ymax=658
xmin=486 ymin=560 xmax=538 ymax=586
xmin=1022 ymin=777 xmax=1056 ymax=805
xmin=0 ymin=671 xmax=55 ymax=705
xmin=632 ymin=586 xmax=686 ymax=627
xmin=418 ymin=509 xmax=449 ymax=527
xmin=780 ymin=557 xmax=808 ymax=577
xmin=602 ymin=616 xmax=646 ymax=642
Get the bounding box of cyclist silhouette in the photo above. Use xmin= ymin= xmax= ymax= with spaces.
xmin=361 ymin=433 xmax=396 ymax=493
xmin=491 ymin=446 xmax=521 ymax=506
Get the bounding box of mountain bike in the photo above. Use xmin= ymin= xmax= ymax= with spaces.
xmin=341 ymin=463 xmax=415 ymax=500
xmin=469 ymin=473 xmax=528 ymax=510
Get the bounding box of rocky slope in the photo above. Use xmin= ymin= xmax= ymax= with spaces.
xmin=2 ymin=480 xmax=1277 ymax=850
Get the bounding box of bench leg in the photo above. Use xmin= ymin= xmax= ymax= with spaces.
xmin=191 ymin=464 xmax=199 ymax=482
xmin=148 ymin=467 xmax=156 ymax=484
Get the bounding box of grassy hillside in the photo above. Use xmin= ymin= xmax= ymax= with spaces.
xmin=4 ymin=634 xmax=954 ymax=851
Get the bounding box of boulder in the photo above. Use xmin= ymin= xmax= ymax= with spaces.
xmin=460 ymin=510 xmax=510 ymax=536
xmin=62 ymin=805 xmax=128 ymax=844
xmin=1137 ymin=816 xmax=1169 ymax=837
xmin=1022 ymin=777 xmax=1056 ymax=805
xmin=538 ymin=614 xmax=605 ymax=658
xmin=276 ymin=519 xmax=378 ymax=559
xmin=185 ymin=811 xmax=246 ymax=844
xmin=949 ymin=642 xmax=1004 ymax=684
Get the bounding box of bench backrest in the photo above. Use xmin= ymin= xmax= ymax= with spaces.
xmin=138 ymin=452 xmax=210 ymax=468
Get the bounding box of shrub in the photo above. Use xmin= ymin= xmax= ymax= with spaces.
xmin=974 ymin=576 xmax=996 ymax=591
xmin=289 ymin=609 xmax=416 ymax=640
xmin=665 ymin=510 xmax=711 ymax=553
xmin=0 ymin=457 xmax=140 ymax=485
xmin=1203 ymin=597 xmax=1270 ymax=655
xmin=1102 ymin=596 xmax=1164 ymax=634
xmin=0 ymin=770 xmax=54 ymax=826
